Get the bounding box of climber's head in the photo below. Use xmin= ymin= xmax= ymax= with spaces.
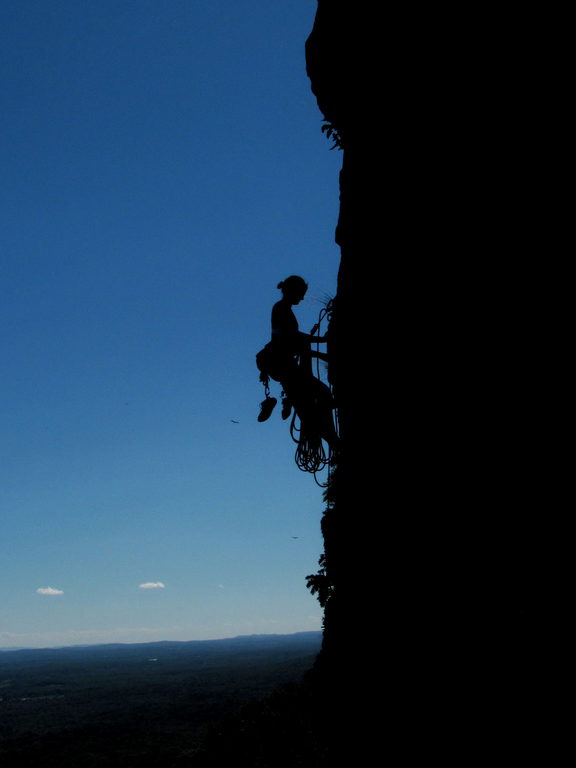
xmin=277 ymin=275 xmax=308 ymax=305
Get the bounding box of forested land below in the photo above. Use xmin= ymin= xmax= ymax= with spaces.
xmin=0 ymin=632 xmax=322 ymax=767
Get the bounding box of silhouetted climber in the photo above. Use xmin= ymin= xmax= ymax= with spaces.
xmin=256 ymin=276 xmax=338 ymax=455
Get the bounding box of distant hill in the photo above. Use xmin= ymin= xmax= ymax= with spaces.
xmin=0 ymin=630 xmax=321 ymax=656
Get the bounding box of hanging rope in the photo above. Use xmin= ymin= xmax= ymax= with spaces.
xmin=259 ymin=370 xmax=271 ymax=399
xmin=290 ymin=298 xmax=338 ymax=487
xmin=313 ymin=301 xmax=332 ymax=382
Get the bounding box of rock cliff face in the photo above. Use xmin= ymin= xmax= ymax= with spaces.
xmin=304 ymin=0 xmax=562 ymax=755
xmin=305 ymin=1 xmax=381 ymax=686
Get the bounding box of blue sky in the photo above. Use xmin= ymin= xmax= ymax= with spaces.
xmin=0 ymin=1 xmax=341 ymax=649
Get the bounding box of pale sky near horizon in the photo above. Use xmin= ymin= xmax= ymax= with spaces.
xmin=1 ymin=0 xmax=342 ymax=649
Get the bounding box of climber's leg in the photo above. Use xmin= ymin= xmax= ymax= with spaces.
xmin=304 ymin=377 xmax=338 ymax=450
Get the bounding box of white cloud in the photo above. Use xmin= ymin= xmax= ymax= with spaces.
xmin=138 ymin=582 xmax=165 ymax=589
xmin=36 ymin=587 xmax=64 ymax=596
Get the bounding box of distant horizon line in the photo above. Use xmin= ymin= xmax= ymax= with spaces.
xmin=0 ymin=629 xmax=322 ymax=653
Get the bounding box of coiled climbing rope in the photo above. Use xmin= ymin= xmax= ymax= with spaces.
xmin=290 ymin=412 xmax=331 ymax=486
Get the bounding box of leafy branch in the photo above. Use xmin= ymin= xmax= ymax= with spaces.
xmin=321 ymin=120 xmax=343 ymax=150
xmin=306 ymin=554 xmax=333 ymax=608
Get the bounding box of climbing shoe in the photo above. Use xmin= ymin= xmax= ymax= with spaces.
xmin=257 ymin=397 xmax=277 ymax=422
xmin=281 ymin=396 xmax=292 ymax=420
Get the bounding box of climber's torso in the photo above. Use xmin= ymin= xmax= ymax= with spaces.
xmin=271 ymin=299 xmax=305 ymax=357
